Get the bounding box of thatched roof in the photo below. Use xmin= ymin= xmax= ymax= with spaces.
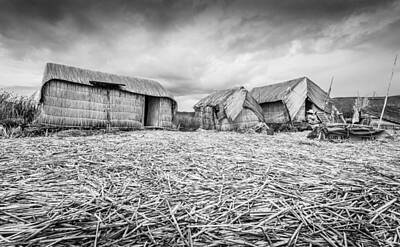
xmin=41 ymin=63 xmax=175 ymax=103
xmin=250 ymin=77 xmax=330 ymax=111
xmin=251 ymin=78 xmax=303 ymax=103
xmin=194 ymin=87 xmax=241 ymax=109
xmin=194 ymin=87 xmax=265 ymax=122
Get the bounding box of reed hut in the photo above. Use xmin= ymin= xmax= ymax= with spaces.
xmin=250 ymin=77 xmax=332 ymax=124
xmin=194 ymin=87 xmax=266 ymax=131
xmin=34 ymin=63 xmax=176 ymax=128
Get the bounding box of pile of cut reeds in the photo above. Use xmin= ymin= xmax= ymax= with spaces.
xmin=1 ymin=131 xmax=399 ymax=246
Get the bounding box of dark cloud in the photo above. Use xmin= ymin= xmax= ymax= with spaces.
xmin=0 ymin=0 xmax=396 ymax=51
xmin=229 ymin=0 xmax=396 ymax=21
xmin=218 ymin=0 xmax=398 ymax=54
xmin=0 ymin=0 xmax=203 ymax=56
xmin=0 ymin=0 xmax=397 ymax=59
xmin=0 ymin=0 xmax=399 ymax=109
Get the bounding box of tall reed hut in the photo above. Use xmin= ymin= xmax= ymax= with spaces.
xmin=34 ymin=63 xmax=176 ymax=128
xmin=250 ymin=77 xmax=332 ymax=124
xmin=194 ymin=87 xmax=266 ymax=131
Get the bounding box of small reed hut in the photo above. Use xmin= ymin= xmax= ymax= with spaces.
xmin=194 ymin=87 xmax=266 ymax=131
xmin=34 ymin=63 xmax=176 ymax=129
xmin=250 ymin=77 xmax=332 ymax=124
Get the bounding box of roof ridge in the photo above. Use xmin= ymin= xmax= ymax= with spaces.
xmin=252 ymin=76 xmax=306 ymax=90
xmin=44 ymin=62 xmax=162 ymax=84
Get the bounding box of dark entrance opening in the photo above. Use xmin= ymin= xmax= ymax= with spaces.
xmin=144 ymin=96 xmax=160 ymax=126
xmin=305 ymin=98 xmax=313 ymax=117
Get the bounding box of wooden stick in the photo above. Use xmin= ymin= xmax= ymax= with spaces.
xmin=378 ymin=54 xmax=398 ymax=128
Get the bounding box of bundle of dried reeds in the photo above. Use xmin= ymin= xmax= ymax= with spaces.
xmin=1 ymin=131 xmax=399 ymax=246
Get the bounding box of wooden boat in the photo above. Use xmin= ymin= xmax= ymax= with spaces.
xmin=308 ymin=123 xmax=387 ymax=141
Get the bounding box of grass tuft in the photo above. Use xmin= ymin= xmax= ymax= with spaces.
xmin=0 ymin=90 xmax=38 ymax=127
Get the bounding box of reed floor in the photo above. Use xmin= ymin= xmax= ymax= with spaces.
xmin=1 ymin=131 xmax=400 ymax=246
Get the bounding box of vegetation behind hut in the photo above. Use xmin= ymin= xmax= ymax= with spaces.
xmin=173 ymin=111 xmax=200 ymax=130
xmin=0 ymin=90 xmax=38 ymax=127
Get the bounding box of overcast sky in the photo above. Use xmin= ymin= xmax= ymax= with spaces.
xmin=0 ymin=0 xmax=399 ymax=111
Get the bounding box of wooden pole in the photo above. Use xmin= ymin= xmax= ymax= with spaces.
xmin=378 ymin=55 xmax=398 ymax=129
xmin=323 ymin=76 xmax=334 ymax=113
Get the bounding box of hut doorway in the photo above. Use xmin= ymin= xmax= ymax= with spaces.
xmin=305 ymin=99 xmax=313 ymax=115
xmin=144 ymin=96 xmax=160 ymax=126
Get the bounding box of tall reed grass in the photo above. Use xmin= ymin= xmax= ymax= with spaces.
xmin=0 ymin=90 xmax=38 ymax=126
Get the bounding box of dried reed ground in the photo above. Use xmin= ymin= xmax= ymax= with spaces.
xmin=1 ymin=131 xmax=400 ymax=246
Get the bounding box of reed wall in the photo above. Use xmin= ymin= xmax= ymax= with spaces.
xmin=195 ymin=107 xmax=216 ymax=130
xmin=158 ymin=98 xmax=174 ymax=128
xmin=261 ymin=101 xmax=289 ymax=123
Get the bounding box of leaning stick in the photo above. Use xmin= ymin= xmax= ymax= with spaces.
xmin=378 ymin=54 xmax=398 ymax=128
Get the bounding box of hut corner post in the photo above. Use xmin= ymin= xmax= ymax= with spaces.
xmin=378 ymin=54 xmax=398 ymax=129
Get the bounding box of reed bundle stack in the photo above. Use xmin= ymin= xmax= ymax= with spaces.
xmin=1 ymin=131 xmax=399 ymax=246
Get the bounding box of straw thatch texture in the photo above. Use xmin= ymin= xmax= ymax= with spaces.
xmin=260 ymin=101 xmax=289 ymax=123
xmin=35 ymin=63 xmax=175 ymax=128
xmin=251 ymin=77 xmax=333 ymax=123
xmin=42 ymin=63 xmax=175 ymax=100
xmin=195 ymin=106 xmax=217 ymax=130
xmin=194 ymin=87 xmax=266 ymax=131
xmin=36 ymin=81 xmax=144 ymax=128
xmin=0 ymin=90 xmax=39 ymax=127
xmin=158 ymin=98 xmax=174 ymax=128
xmin=1 ymin=131 xmax=400 ymax=246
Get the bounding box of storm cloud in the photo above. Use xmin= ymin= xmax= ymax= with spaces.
xmin=0 ymin=0 xmax=399 ymax=110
